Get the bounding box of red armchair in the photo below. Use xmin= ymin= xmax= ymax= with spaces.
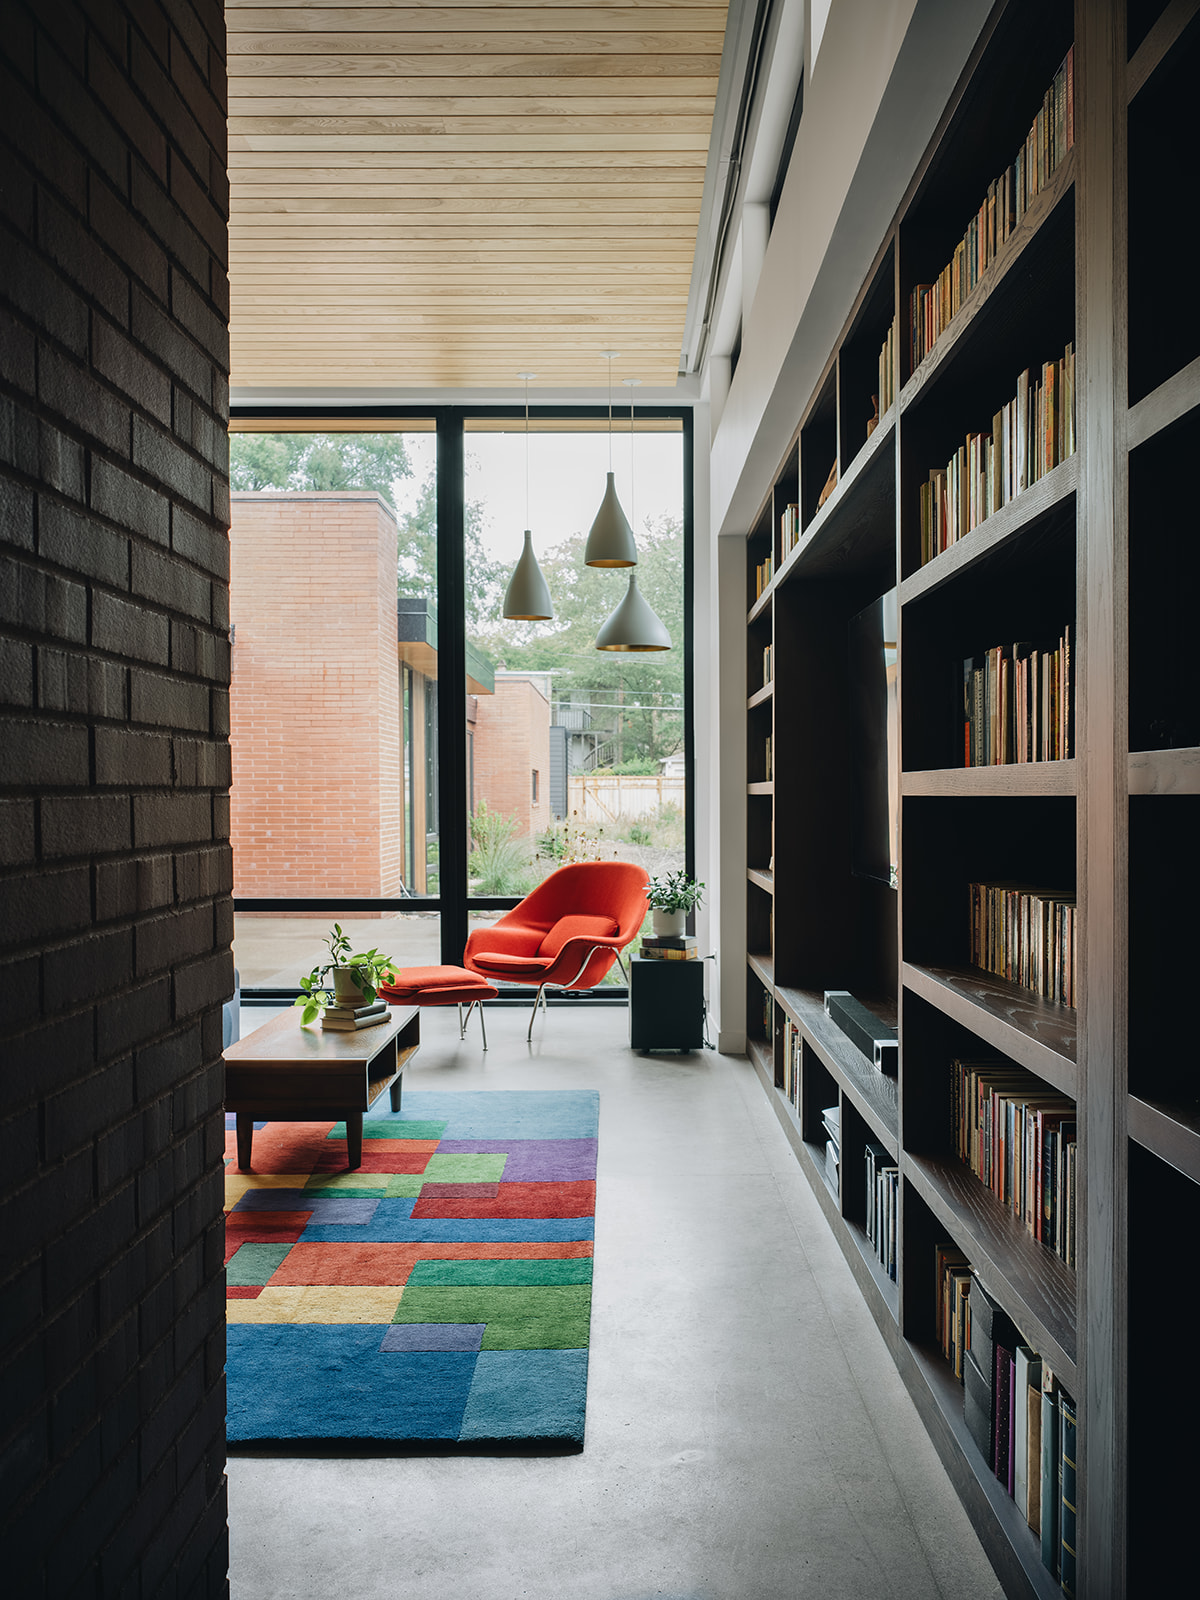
xmin=463 ymin=861 xmax=650 ymax=1038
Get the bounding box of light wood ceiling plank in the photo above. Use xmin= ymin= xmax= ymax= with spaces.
xmin=225 ymin=51 xmax=722 ymax=74
xmin=227 ymin=31 xmax=723 ymax=53
xmin=227 ymin=8 xmax=729 ymax=32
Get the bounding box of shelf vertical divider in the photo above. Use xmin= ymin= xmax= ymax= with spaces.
xmin=1077 ymin=0 xmax=1127 ymax=1591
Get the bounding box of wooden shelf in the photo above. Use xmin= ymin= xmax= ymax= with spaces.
xmin=746 ymin=586 xmax=772 ymax=625
xmin=747 ymin=681 xmax=773 ymax=709
xmin=1128 ymin=745 xmax=1200 ymax=794
xmin=902 ymin=963 xmax=1076 ymax=1093
xmin=777 ymin=409 xmax=896 ymax=589
xmin=902 ymin=760 xmax=1076 ymax=797
xmin=1128 ymin=1093 xmax=1200 ymax=1185
xmin=900 ymin=147 xmax=1075 ymax=418
xmin=747 ymin=866 xmax=773 ymax=894
xmin=1128 ymin=0 xmax=1200 ymax=103
xmin=843 ymin=1219 xmax=900 ymax=1323
xmin=746 ymin=950 xmax=774 ymax=990
xmin=908 ymin=1345 xmax=1067 ymax=1600
xmin=747 ymin=780 xmax=773 ymax=796
xmin=904 ymin=1152 xmax=1077 ymax=1385
xmin=899 ymin=453 xmax=1077 ymax=605
xmin=1126 ymin=350 xmax=1200 ymax=450
xmin=775 ymin=984 xmax=899 ymax=1153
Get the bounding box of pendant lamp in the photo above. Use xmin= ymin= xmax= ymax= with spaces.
xmin=584 ymin=351 xmax=637 ymax=567
xmin=595 ymin=380 xmax=672 ymax=652
xmin=502 ymin=373 xmax=554 ymax=621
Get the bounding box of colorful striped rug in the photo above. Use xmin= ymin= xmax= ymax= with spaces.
xmin=224 ymin=1090 xmax=598 ymax=1447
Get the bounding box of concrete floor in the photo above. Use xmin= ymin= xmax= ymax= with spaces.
xmin=227 ymin=1002 xmax=1004 ymax=1600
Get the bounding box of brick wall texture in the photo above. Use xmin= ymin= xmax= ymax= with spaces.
xmin=473 ymin=675 xmax=552 ymax=841
xmin=228 ymin=493 xmax=404 ymax=897
xmin=1 ymin=3 xmax=232 ymax=1595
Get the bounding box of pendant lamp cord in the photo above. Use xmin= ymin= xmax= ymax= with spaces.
xmin=524 ymin=373 xmax=530 ymax=529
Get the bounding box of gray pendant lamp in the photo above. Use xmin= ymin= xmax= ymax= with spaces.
xmin=595 ymin=380 xmax=672 ymax=652
xmin=584 ymin=351 xmax=637 ymax=567
xmin=502 ymin=373 xmax=554 ymax=621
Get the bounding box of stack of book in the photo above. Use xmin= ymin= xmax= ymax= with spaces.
xmin=941 ymin=1267 xmax=1077 ymax=1594
xmin=878 ymin=315 xmax=898 ymax=414
xmin=640 ymin=934 xmax=697 ymax=962
xmin=321 ymin=998 xmax=390 ymax=1032
xmin=821 ymin=1103 xmax=840 ymax=1193
xmin=782 ymin=1015 xmax=800 ymax=1110
xmin=918 ymin=344 xmax=1076 ymax=565
xmin=968 ymin=881 xmax=1077 ymax=1006
xmin=952 ymin=1058 xmax=1077 ymax=1268
xmin=935 ymin=1243 xmax=973 ymax=1378
xmin=960 ymin=626 xmax=1073 ymax=765
xmin=910 ymin=47 xmax=1074 ymax=371
xmin=779 ymin=502 xmax=800 ymax=562
xmin=864 ymin=1140 xmax=898 ymax=1280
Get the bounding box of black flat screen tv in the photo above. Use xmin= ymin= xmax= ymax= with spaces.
xmin=847 ymin=588 xmax=898 ymax=888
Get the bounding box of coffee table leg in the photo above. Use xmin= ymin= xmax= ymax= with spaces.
xmin=390 ymin=1077 xmax=402 ymax=1112
xmin=347 ymin=1111 xmax=363 ymax=1168
xmin=236 ymin=1114 xmax=254 ymax=1171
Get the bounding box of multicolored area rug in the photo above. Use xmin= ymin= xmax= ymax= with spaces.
xmin=224 ymin=1090 xmax=598 ymax=1448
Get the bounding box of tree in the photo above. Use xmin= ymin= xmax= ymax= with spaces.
xmin=395 ymin=470 xmax=509 ymax=631
xmin=469 ymin=515 xmax=685 ymax=765
xmin=229 ymin=432 xmax=413 ymax=508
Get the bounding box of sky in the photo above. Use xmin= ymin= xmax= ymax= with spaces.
xmin=393 ymin=429 xmax=685 ymax=566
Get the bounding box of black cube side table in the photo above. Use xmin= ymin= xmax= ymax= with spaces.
xmin=629 ymin=956 xmax=705 ymax=1052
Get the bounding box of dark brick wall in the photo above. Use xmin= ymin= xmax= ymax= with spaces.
xmin=0 ymin=2 xmax=231 ymax=1594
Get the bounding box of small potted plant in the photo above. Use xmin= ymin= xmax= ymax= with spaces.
xmin=294 ymin=923 xmax=396 ymax=1025
xmin=645 ymin=870 xmax=704 ymax=939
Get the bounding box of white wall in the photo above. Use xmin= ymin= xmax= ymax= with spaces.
xmin=698 ymin=0 xmax=993 ymax=1049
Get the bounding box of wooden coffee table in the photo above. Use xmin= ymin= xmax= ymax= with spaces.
xmin=223 ymin=1005 xmax=420 ymax=1170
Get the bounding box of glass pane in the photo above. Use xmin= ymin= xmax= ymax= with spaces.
xmin=463 ymin=419 xmax=685 ymax=970
xmin=227 ymin=426 xmax=440 ymax=985
xmin=234 ymin=910 xmax=441 ymax=989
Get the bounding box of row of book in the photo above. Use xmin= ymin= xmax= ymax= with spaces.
xmin=763 ymin=734 xmax=772 ymax=781
xmin=909 ymin=47 xmax=1074 ymax=370
xmin=935 ymin=1254 xmax=1077 ymax=1595
xmin=969 ymin=880 xmax=1077 ymax=1007
xmin=780 ymin=502 xmax=800 ymax=563
xmin=878 ymin=316 xmax=899 ymax=415
xmin=960 ymin=627 xmax=1073 ymax=766
xmin=918 ymin=344 xmax=1076 ymax=565
xmin=865 ymin=1139 xmax=898 ymax=1281
xmin=822 ymin=1103 xmax=840 ymax=1194
xmin=754 ymin=552 xmax=774 ymax=598
xmin=952 ymin=1057 xmax=1077 ymax=1268
xmin=761 ymin=642 xmax=773 ymax=690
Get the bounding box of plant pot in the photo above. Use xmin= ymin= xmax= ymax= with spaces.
xmin=652 ymin=908 xmax=687 ymax=939
xmin=332 ymin=967 xmax=369 ymax=1006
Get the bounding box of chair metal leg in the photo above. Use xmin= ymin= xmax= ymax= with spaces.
xmin=477 ymin=1000 xmax=488 ymax=1051
xmin=457 ymin=1002 xmax=465 ymax=1039
xmin=528 ymin=984 xmax=547 ymax=1041
xmin=615 ymin=950 xmax=630 ymax=985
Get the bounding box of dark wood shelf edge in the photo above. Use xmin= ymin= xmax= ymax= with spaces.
xmin=903 ymin=1152 xmax=1077 ymax=1387
xmin=1128 ymin=1094 xmax=1200 ymax=1184
xmin=1128 ymin=745 xmax=1200 ymax=795
xmin=1127 ymin=0 xmax=1200 ymax=104
xmin=898 ymin=454 xmax=1078 ymax=606
xmin=1126 ymin=350 xmax=1200 ymax=450
xmin=747 ymin=682 xmax=774 ymax=709
xmin=747 ymin=950 xmax=775 ymax=990
xmin=747 ymin=1042 xmax=900 ymax=1330
xmin=898 ymin=150 xmax=1076 ymax=418
xmin=775 ymin=984 xmax=900 ymax=1154
xmin=905 ymin=1344 xmax=1068 ymax=1600
xmin=902 ymin=760 xmax=1077 ymax=797
xmin=902 ymin=963 xmax=1077 ymax=1087
xmin=779 ymin=411 xmax=896 ymax=581
xmin=748 ymin=1043 xmax=1057 ymax=1600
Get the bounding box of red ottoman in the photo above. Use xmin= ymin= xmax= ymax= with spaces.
xmin=378 ymin=966 xmax=499 ymax=1049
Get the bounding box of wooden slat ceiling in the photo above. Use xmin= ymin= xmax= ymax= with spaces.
xmin=227 ymin=1 xmax=730 ymax=390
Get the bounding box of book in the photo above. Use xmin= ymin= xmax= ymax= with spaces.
xmin=322 ymin=999 xmax=388 ymax=1021
xmin=1014 ymin=1345 xmax=1041 ymax=1521
xmin=1026 ymin=1365 xmax=1043 ymax=1536
xmin=994 ymin=1340 xmax=1013 ymax=1480
xmin=321 ymin=1010 xmax=390 ymax=1031
xmin=640 ymin=935 xmax=698 ymax=961
xmin=1041 ymin=1368 xmax=1060 ymax=1579
xmin=1060 ymin=1390 xmax=1078 ymax=1597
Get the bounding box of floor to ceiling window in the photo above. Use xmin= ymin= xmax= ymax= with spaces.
xmin=227 ymin=409 xmax=692 ymax=997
